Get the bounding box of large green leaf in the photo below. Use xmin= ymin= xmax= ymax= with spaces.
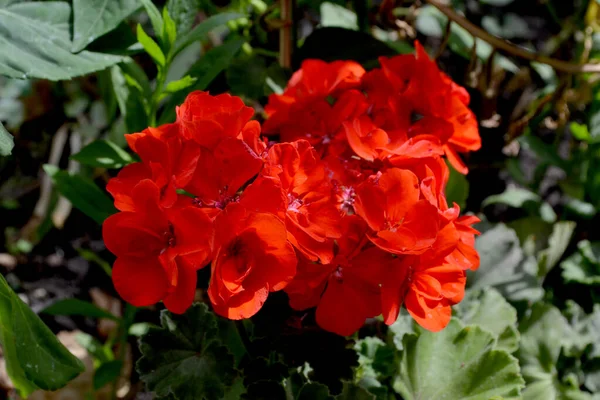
xmin=468 ymin=223 xmax=544 ymax=302
xmin=0 ymin=121 xmax=14 ymax=156
xmin=137 ymin=303 xmax=238 ymax=400
xmin=518 ymin=303 xmax=592 ymax=400
xmin=561 ymin=240 xmax=600 ymax=286
xmin=72 ymin=0 xmax=141 ymax=52
xmin=482 ymin=187 xmax=557 ymax=223
xmin=0 ymin=2 xmax=125 ymax=80
xmin=43 ymin=164 xmax=116 ymax=224
xmin=392 ymin=318 xmax=525 ymax=400
xmin=454 ymin=288 xmax=520 ymax=353
xmin=0 ymin=274 xmax=85 ymax=397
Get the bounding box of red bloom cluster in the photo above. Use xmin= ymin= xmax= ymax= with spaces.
xmin=103 ymin=42 xmax=481 ymax=335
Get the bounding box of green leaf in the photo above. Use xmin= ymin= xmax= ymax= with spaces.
xmin=563 ymin=301 xmax=600 ymax=359
xmin=415 ymin=5 xmax=518 ymax=73
xmin=136 ymin=303 xmax=238 ymax=400
xmin=571 ymin=122 xmax=592 ymax=142
xmin=468 ymin=223 xmax=544 ymax=302
xmin=393 ymin=318 xmax=525 ymax=400
xmin=320 ymin=2 xmax=358 ymax=30
xmin=517 ymin=303 xmax=591 ymax=400
xmin=43 ymin=164 xmax=116 ymax=224
xmin=41 ymin=298 xmax=121 ymax=321
xmin=167 ymin=0 xmax=202 ymax=35
xmin=163 ymin=6 xmax=178 ymax=46
xmin=337 ymin=382 xmax=376 ymax=399
xmin=0 ymin=274 xmax=85 ymax=397
xmin=174 ymin=12 xmax=244 ymax=56
xmin=139 ymin=0 xmax=164 ymax=40
xmin=0 ymin=2 xmax=125 ymax=80
xmin=72 ymin=0 xmax=141 ymax=52
xmin=94 ymin=360 xmax=123 ymax=390
xmin=537 ymin=221 xmax=576 ymax=277
xmin=71 ymin=139 xmax=134 ymax=169
xmin=0 ymin=121 xmax=14 ymax=156
xmin=483 ymin=187 xmax=557 ymax=223
xmin=137 ymin=24 xmax=166 ymax=67
xmin=158 ymin=38 xmax=245 ymax=124
xmin=387 ymin=313 xmax=416 ymax=351
xmin=164 ymin=75 xmax=197 ymax=94
xmin=111 ymin=61 xmax=150 ymax=133
xmin=454 ymin=288 xmax=520 ymax=353
xmin=561 ymin=240 xmax=600 ymax=285
xmin=297 ymin=382 xmax=333 ymax=400
xmin=446 ymin=160 xmax=469 ymax=210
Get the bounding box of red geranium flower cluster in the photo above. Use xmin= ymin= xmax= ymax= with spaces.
xmin=103 ymin=42 xmax=481 ymax=336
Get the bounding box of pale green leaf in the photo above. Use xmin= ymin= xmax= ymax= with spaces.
xmin=0 ymin=2 xmax=125 ymax=80
xmin=483 ymin=187 xmax=557 ymax=223
xmin=468 ymin=224 xmax=544 ymax=302
xmin=454 ymin=288 xmax=520 ymax=353
xmin=393 ymin=318 xmax=525 ymax=400
xmin=537 ymin=221 xmax=576 ymax=277
xmin=72 ymin=0 xmax=141 ymax=52
xmin=0 ymin=121 xmax=14 ymax=156
xmin=446 ymin=160 xmax=469 ymax=210
xmin=320 ymin=2 xmax=358 ymax=30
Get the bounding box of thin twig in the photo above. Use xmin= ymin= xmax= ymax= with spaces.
xmin=425 ymin=0 xmax=600 ymax=74
xmin=434 ymin=20 xmax=452 ymax=60
xmin=279 ymin=0 xmax=292 ymax=68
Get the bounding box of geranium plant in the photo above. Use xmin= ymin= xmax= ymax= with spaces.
xmin=2 ymin=0 xmax=600 ymax=399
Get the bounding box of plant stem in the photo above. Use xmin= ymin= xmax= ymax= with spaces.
xmin=425 ymin=0 xmax=600 ymax=73
xmin=110 ymin=304 xmax=137 ymax=400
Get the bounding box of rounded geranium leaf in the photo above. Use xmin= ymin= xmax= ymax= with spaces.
xmin=454 ymin=288 xmax=520 ymax=353
xmin=136 ymin=303 xmax=238 ymax=400
xmin=393 ymin=318 xmax=525 ymax=400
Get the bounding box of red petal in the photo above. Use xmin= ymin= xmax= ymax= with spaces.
xmin=163 ymin=258 xmax=198 ymax=314
xmin=112 ymin=257 xmax=169 ymax=307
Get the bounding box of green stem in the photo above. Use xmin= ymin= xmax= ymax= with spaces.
xmin=110 ymin=304 xmax=137 ymax=400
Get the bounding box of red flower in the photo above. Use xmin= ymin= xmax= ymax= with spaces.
xmin=263 ymin=60 xmax=366 ymax=152
xmin=286 ymin=215 xmax=385 ymax=336
xmin=107 ymin=123 xmax=199 ymax=211
xmin=264 ymin=140 xmax=342 ymax=264
xmin=103 ymin=180 xmax=213 ymax=313
xmin=354 ymin=168 xmax=440 ymax=255
xmin=208 ymin=202 xmax=297 ymax=319
xmin=381 ymin=256 xmax=466 ymax=332
xmin=176 ymin=91 xmax=256 ymax=150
